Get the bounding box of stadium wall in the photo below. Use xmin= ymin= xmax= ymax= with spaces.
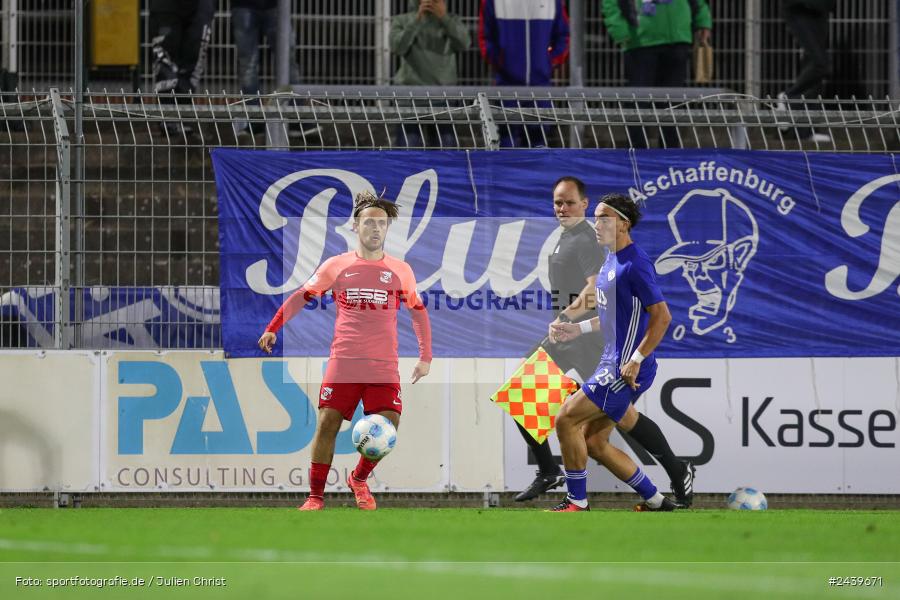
xmin=2 ymin=351 xmax=898 ymax=495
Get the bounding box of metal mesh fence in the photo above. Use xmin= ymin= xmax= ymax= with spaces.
xmin=0 ymin=88 xmax=898 ymax=350
xmin=0 ymin=93 xmax=58 ymax=348
xmin=2 ymin=1 xmax=897 ymax=97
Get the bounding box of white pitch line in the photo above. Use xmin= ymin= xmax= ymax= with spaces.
xmin=0 ymin=538 xmax=888 ymax=599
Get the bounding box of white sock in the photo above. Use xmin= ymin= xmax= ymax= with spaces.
xmin=568 ymin=495 xmax=588 ymax=508
xmin=645 ymin=492 xmax=664 ymax=508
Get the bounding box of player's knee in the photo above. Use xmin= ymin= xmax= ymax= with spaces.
xmin=556 ymin=407 xmax=576 ymax=432
xmin=587 ymin=433 xmax=610 ymax=452
xmin=585 ymin=436 xmax=609 ymax=461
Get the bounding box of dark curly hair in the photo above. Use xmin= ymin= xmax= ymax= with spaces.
xmin=598 ymin=192 xmax=641 ymax=229
xmin=353 ymin=190 xmax=400 ymax=221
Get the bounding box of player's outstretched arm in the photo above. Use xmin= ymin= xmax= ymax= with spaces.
xmin=408 ymin=303 xmax=432 ymax=383
xmin=550 ymin=317 xmax=597 ymax=343
xmin=259 ymin=288 xmax=315 ymax=354
xmin=398 ymin=262 xmax=433 ymax=383
xmin=638 ymin=300 xmax=672 ymax=355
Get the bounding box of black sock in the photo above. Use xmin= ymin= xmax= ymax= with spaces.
xmin=626 ymin=413 xmax=685 ymax=484
xmin=515 ymin=420 xmax=560 ymax=476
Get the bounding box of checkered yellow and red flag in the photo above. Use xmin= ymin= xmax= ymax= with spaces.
xmin=490 ymin=346 xmax=579 ymax=444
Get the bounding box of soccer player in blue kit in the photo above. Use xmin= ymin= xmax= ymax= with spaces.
xmin=549 ymin=193 xmax=682 ymax=512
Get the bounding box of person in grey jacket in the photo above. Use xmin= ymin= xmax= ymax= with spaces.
xmin=390 ymin=0 xmax=471 ymax=147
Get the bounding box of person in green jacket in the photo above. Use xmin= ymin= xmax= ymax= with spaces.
xmin=390 ymin=0 xmax=471 ymax=147
xmin=602 ymin=0 xmax=712 ymax=149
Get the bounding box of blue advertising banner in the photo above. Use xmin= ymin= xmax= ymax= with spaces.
xmin=211 ymin=148 xmax=900 ymax=359
xmin=0 ymin=287 xmax=220 ymax=348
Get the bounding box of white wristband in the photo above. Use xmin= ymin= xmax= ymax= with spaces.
xmin=578 ymin=320 xmax=593 ymax=335
xmin=630 ymin=349 xmax=645 ymax=364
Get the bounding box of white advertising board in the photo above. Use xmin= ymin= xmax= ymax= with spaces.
xmin=503 ymin=358 xmax=900 ymax=494
xmin=0 ymin=351 xmax=98 ymax=492
xmin=101 ymin=353 xmax=505 ymax=493
xmin=3 ymin=351 xmax=896 ymax=495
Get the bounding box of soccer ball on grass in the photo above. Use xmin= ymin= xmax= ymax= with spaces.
xmin=727 ymin=487 xmax=768 ymax=510
xmin=351 ymin=414 xmax=397 ymax=460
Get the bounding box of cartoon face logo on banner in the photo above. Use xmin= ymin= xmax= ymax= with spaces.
xmin=655 ymin=189 xmax=759 ymax=335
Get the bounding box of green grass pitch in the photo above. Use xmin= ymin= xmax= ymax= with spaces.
xmin=1 ymin=508 xmax=898 ymax=599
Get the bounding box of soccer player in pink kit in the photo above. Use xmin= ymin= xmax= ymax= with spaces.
xmin=258 ymin=192 xmax=432 ymax=511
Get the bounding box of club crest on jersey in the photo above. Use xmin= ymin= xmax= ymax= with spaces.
xmin=320 ymin=386 xmax=333 ymax=401
xmin=608 ymin=270 xmax=616 ymax=281
xmin=380 ymin=271 xmax=393 ymax=284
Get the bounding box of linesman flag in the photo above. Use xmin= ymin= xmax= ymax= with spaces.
xmin=490 ymin=347 xmax=579 ymax=444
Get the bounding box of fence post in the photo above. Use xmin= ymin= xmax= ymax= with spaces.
xmin=476 ymin=92 xmax=500 ymax=150
xmin=374 ymin=0 xmax=391 ymax=86
xmin=891 ymin=0 xmax=899 ymax=99
xmin=74 ymin=0 xmax=85 ymax=346
xmin=2 ymin=0 xmax=18 ymax=78
xmin=731 ymin=102 xmax=750 ymax=150
xmin=50 ymin=89 xmax=71 ymax=350
xmin=275 ymin=0 xmax=291 ymax=88
xmin=745 ymin=0 xmax=761 ymax=97
xmin=568 ymin=0 xmax=585 ymax=87
xmin=568 ymin=0 xmax=585 ymax=148
xmin=265 ymin=95 xmax=290 ymax=149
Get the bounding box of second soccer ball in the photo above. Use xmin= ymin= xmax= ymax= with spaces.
xmin=351 ymin=414 xmax=397 ymax=460
xmin=727 ymin=487 xmax=768 ymax=510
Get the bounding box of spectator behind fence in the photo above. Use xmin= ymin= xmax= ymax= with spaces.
xmin=390 ymin=0 xmax=471 ymax=148
xmin=232 ymin=0 xmax=302 ymax=139
xmin=479 ymin=0 xmax=570 ymax=147
xmin=150 ymin=0 xmax=215 ymax=137
xmin=775 ymin=0 xmax=835 ymax=144
xmin=602 ymin=0 xmax=712 ymax=149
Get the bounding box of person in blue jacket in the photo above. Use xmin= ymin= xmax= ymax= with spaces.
xmin=479 ymin=0 xmax=570 ymax=147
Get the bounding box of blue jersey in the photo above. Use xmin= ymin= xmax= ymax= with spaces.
xmin=595 ymin=243 xmax=665 ymax=375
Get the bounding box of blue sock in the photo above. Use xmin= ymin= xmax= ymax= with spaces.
xmin=625 ymin=467 xmax=658 ymax=501
xmin=565 ymin=469 xmax=588 ymax=502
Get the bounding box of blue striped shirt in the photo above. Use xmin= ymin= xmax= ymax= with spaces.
xmin=595 ymin=243 xmax=665 ymax=374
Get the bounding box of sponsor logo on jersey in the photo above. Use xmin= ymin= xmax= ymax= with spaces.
xmin=344 ymin=288 xmax=389 ymax=305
